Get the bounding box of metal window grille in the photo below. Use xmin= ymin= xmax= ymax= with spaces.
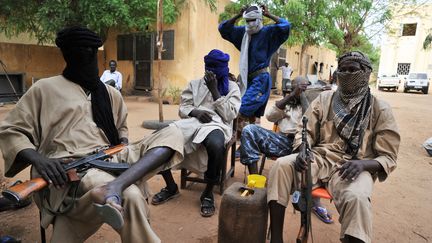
xmin=397 ymin=63 xmax=411 ymax=75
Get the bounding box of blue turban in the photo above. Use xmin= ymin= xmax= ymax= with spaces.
xmin=204 ymin=49 xmax=230 ymax=96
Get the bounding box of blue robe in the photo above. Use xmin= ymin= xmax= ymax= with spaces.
xmin=219 ymin=18 xmax=291 ymax=117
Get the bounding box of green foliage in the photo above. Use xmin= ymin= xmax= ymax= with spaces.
xmin=167 ymin=85 xmax=182 ymax=105
xmin=0 ymin=0 xmax=216 ymax=44
xmin=326 ymin=0 xmax=382 ymax=54
xmin=350 ymin=35 xmax=381 ymax=72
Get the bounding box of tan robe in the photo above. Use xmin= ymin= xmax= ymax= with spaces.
xmin=267 ymin=90 xmax=400 ymax=243
xmin=172 ymin=78 xmax=241 ymax=174
xmin=0 ymin=76 xmax=184 ymax=243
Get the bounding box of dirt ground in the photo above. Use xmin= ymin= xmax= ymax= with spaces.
xmin=0 ymin=87 xmax=431 ymax=243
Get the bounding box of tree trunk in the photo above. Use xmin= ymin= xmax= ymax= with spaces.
xmin=299 ymin=44 xmax=308 ymax=77
xmin=157 ymin=0 xmax=164 ymax=122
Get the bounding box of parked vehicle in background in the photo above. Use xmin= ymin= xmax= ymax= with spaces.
xmin=377 ymin=74 xmax=400 ymax=91
xmin=404 ymin=72 xmax=429 ymax=94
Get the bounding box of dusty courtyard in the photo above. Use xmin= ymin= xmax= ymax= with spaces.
xmin=0 ymin=87 xmax=431 ymax=243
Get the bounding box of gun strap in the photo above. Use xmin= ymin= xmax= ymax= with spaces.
xmin=40 ymin=180 xmax=81 ymax=217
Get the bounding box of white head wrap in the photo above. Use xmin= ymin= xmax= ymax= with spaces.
xmin=238 ymin=6 xmax=263 ymax=95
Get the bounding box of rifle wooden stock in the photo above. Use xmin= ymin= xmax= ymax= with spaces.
xmin=2 ymin=144 xmax=126 ymax=203
xmin=2 ymin=177 xmax=47 ymax=203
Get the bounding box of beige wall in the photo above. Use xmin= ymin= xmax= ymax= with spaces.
xmin=0 ymin=41 xmax=106 ymax=88
xmin=273 ymin=45 xmax=337 ymax=89
xmin=0 ymin=42 xmax=65 ymax=88
xmin=0 ymin=33 xmax=54 ymax=46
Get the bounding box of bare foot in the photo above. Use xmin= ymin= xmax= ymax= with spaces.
xmin=90 ymin=185 xmax=123 ymax=213
xmin=90 ymin=184 xmax=125 ymax=229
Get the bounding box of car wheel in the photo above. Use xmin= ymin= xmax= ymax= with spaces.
xmin=404 ymin=87 xmax=408 ymax=93
xmin=423 ymin=87 xmax=429 ymax=94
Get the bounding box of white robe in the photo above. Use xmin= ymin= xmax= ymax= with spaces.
xmin=172 ymin=78 xmax=241 ymax=174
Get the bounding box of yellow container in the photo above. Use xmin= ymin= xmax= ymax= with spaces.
xmin=247 ymin=174 xmax=267 ymax=188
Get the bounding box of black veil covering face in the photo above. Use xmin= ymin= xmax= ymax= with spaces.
xmin=56 ymin=27 xmax=120 ymax=145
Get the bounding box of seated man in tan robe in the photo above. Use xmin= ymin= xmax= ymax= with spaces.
xmin=268 ymin=51 xmax=400 ymax=243
xmin=0 ymin=27 xmax=184 ymax=243
xmin=151 ymin=49 xmax=241 ymax=217
xmin=240 ymin=77 xmax=333 ymax=224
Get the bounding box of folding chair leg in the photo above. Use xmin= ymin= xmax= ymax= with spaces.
xmin=230 ymin=141 xmax=236 ymax=177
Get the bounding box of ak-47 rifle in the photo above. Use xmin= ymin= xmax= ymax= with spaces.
xmin=291 ymin=116 xmax=313 ymax=243
xmin=2 ymin=144 xmax=129 ymax=203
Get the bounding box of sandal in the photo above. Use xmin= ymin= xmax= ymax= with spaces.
xmin=312 ymin=206 xmax=333 ymax=224
xmin=91 ymin=186 xmax=124 ymax=230
xmin=200 ymin=197 xmax=215 ymax=217
xmin=151 ymin=187 xmax=179 ymax=205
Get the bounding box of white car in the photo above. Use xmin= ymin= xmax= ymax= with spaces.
xmin=404 ymin=72 xmax=429 ymax=94
xmin=377 ymin=74 xmax=400 ymax=91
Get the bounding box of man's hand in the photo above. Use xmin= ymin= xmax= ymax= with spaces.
xmin=292 ymin=82 xmax=307 ymax=97
xmin=337 ymin=159 xmax=383 ymax=182
xmin=204 ymin=70 xmax=218 ymax=92
xmin=260 ymin=4 xmax=280 ymax=23
xmin=204 ymin=70 xmax=221 ymax=100
xmin=190 ymin=109 xmax=213 ymax=123
xmin=261 ymin=4 xmax=270 ymax=17
xmin=32 ymin=157 xmax=68 ymax=188
xmin=275 ymin=82 xmax=307 ymax=109
xmin=337 ymin=160 xmax=365 ymax=181
xmin=16 ymin=149 xmax=68 ymax=188
xmin=293 ymin=144 xmax=313 ymax=172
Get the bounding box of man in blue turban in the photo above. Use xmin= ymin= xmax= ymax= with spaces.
xmin=151 ymin=49 xmax=241 ymax=217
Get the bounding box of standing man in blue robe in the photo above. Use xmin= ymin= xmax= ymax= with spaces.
xmin=218 ymin=5 xmax=291 ymax=126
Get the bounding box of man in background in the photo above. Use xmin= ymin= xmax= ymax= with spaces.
xmin=101 ymin=60 xmax=123 ymax=91
xmin=281 ymin=62 xmax=293 ymax=94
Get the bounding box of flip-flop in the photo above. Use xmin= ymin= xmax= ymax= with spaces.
xmin=312 ymin=206 xmax=333 ymax=224
xmin=93 ymin=194 xmax=124 ymax=230
xmin=200 ymin=197 xmax=215 ymax=217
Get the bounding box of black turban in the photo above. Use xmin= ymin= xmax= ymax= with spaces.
xmin=55 ymin=26 xmax=103 ymax=49
xmin=56 ymin=26 xmax=120 ymax=146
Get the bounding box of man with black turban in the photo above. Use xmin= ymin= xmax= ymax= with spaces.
xmin=266 ymin=51 xmax=400 ymax=243
xmin=0 ymin=27 xmax=185 ymax=242
xmin=151 ymin=49 xmax=241 ymax=217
